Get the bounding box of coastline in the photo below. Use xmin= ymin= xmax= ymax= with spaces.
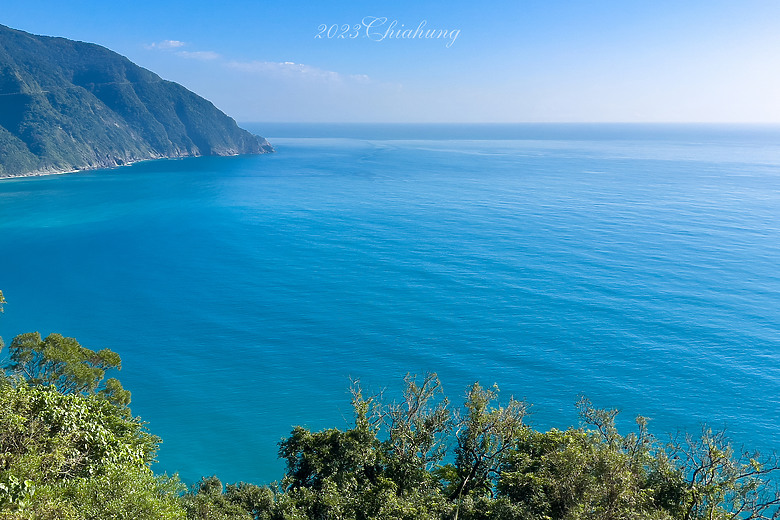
xmin=0 ymin=166 xmax=93 ymax=181
xmin=0 ymin=144 xmax=274 ymax=181
xmin=0 ymin=158 xmax=155 ymax=181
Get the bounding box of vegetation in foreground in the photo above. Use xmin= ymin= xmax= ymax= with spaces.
xmin=1 ymin=290 xmax=779 ymax=519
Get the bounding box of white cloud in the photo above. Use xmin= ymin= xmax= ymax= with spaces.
xmin=176 ymin=50 xmax=221 ymax=61
xmin=144 ymin=39 xmax=366 ymax=83
xmin=144 ymin=39 xmax=187 ymax=50
xmin=226 ymin=60 xmax=370 ymax=84
xmin=145 ymin=40 xmax=220 ymax=61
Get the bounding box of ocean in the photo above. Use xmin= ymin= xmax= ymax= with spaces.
xmin=1 ymin=123 xmax=779 ymax=484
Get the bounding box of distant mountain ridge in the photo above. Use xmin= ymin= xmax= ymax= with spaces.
xmin=0 ymin=24 xmax=272 ymax=178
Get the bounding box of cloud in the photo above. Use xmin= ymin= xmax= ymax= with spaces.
xmin=145 ymin=39 xmax=220 ymax=61
xmin=176 ymin=50 xmax=221 ymax=61
xmin=226 ymin=60 xmax=370 ymax=83
xmin=143 ymin=40 xmax=372 ymax=86
xmin=144 ymin=40 xmax=187 ymax=50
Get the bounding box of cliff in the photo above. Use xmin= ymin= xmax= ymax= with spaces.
xmin=0 ymin=24 xmax=272 ymax=178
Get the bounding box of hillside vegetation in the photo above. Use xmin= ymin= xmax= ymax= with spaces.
xmin=0 ymin=25 xmax=272 ymax=178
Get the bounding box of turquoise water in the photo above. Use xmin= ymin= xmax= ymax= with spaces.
xmin=1 ymin=124 xmax=779 ymax=484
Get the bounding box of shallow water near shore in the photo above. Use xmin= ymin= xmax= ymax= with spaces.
xmin=1 ymin=123 xmax=779 ymax=484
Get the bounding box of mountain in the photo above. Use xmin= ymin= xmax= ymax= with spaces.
xmin=0 ymin=24 xmax=272 ymax=178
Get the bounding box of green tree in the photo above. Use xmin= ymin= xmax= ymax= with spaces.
xmin=497 ymin=425 xmax=670 ymax=520
xmin=181 ymin=476 xmax=255 ymax=520
xmin=668 ymin=427 xmax=780 ymax=520
xmin=54 ymin=465 xmax=184 ymax=520
xmin=495 ymin=398 xmax=780 ymax=520
xmin=380 ymin=373 xmax=451 ymax=496
xmin=445 ymin=383 xmax=528 ymax=508
xmin=0 ymin=382 xmax=184 ymax=519
xmin=0 ymin=383 xmax=158 ymax=481
xmin=3 ymin=332 xmax=130 ymax=405
xmin=277 ymin=385 xmax=386 ymax=519
xmin=0 ymin=290 xmax=6 ymax=383
xmin=0 ymin=316 xmax=183 ymax=519
xmin=223 ymin=482 xmax=276 ymax=520
xmin=276 ymin=376 xmax=452 ymax=520
xmin=496 ymin=398 xmax=681 ymax=520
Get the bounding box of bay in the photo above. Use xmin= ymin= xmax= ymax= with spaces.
xmin=1 ymin=124 xmax=779 ymax=484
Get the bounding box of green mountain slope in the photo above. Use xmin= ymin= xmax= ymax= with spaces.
xmin=0 ymin=24 xmax=272 ymax=178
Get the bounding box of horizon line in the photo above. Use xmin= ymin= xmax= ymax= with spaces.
xmin=241 ymin=121 xmax=780 ymax=126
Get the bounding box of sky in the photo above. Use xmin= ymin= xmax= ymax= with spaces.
xmin=4 ymin=0 xmax=780 ymax=123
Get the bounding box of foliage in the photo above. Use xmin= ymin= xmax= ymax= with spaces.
xmin=275 ymin=375 xmax=454 ymax=520
xmin=498 ymin=425 xmax=668 ymax=519
xmin=0 ymin=306 xmax=183 ymax=519
xmin=0 ymin=465 xmax=185 ymax=520
xmin=447 ymin=383 xmax=528 ymax=502
xmin=669 ymin=427 xmax=780 ymax=520
xmin=271 ymin=376 xmax=780 ymax=520
xmin=180 ymin=476 xmax=257 ymax=520
xmin=0 ymin=290 xmax=5 ymax=354
xmin=0 ymin=382 xmax=158 ymax=479
xmin=0 ymin=294 xmax=777 ymax=520
xmin=0 ymin=380 xmax=184 ymax=518
xmin=3 ymin=332 xmax=130 ymax=405
xmin=380 ymin=373 xmax=451 ymax=496
xmin=223 ymin=482 xmax=276 ymax=520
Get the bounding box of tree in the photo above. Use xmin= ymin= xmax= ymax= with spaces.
xmin=180 ymin=476 xmax=256 ymax=520
xmin=495 ymin=398 xmax=780 ymax=520
xmin=279 ymin=374 xmax=451 ymax=498
xmin=0 ymin=290 xmax=5 ymax=382
xmin=0 ymin=383 xmax=158 ymax=481
xmin=668 ymin=427 xmax=780 ymax=520
xmin=279 ymin=386 xmax=382 ymax=494
xmin=497 ymin=403 xmax=672 ymax=520
xmin=3 ymin=332 xmax=130 ymax=405
xmin=447 ymin=383 xmax=528 ymax=501
xmin=0 ymin=319 xmax=182 ymax=519
xmin=380 ymin=373 xmax=451 ymax=496
xmin=0 ymin=382 xmax=180 ymax=519
xmin=276 ymin=376 xmax=453 ymax=520
xmin=277 ymin=384 xmax=387 ymax=519
xmin=50 ymin=465 xmax=185 ymax=520
xmin=223 ymin=482 xmax=276 ymax=520
xmin=0 ymin=290 xmax=5 ymax=367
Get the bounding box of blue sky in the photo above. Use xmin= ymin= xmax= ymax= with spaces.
xmin=5 ymin=0 xmax=780 ymax=122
